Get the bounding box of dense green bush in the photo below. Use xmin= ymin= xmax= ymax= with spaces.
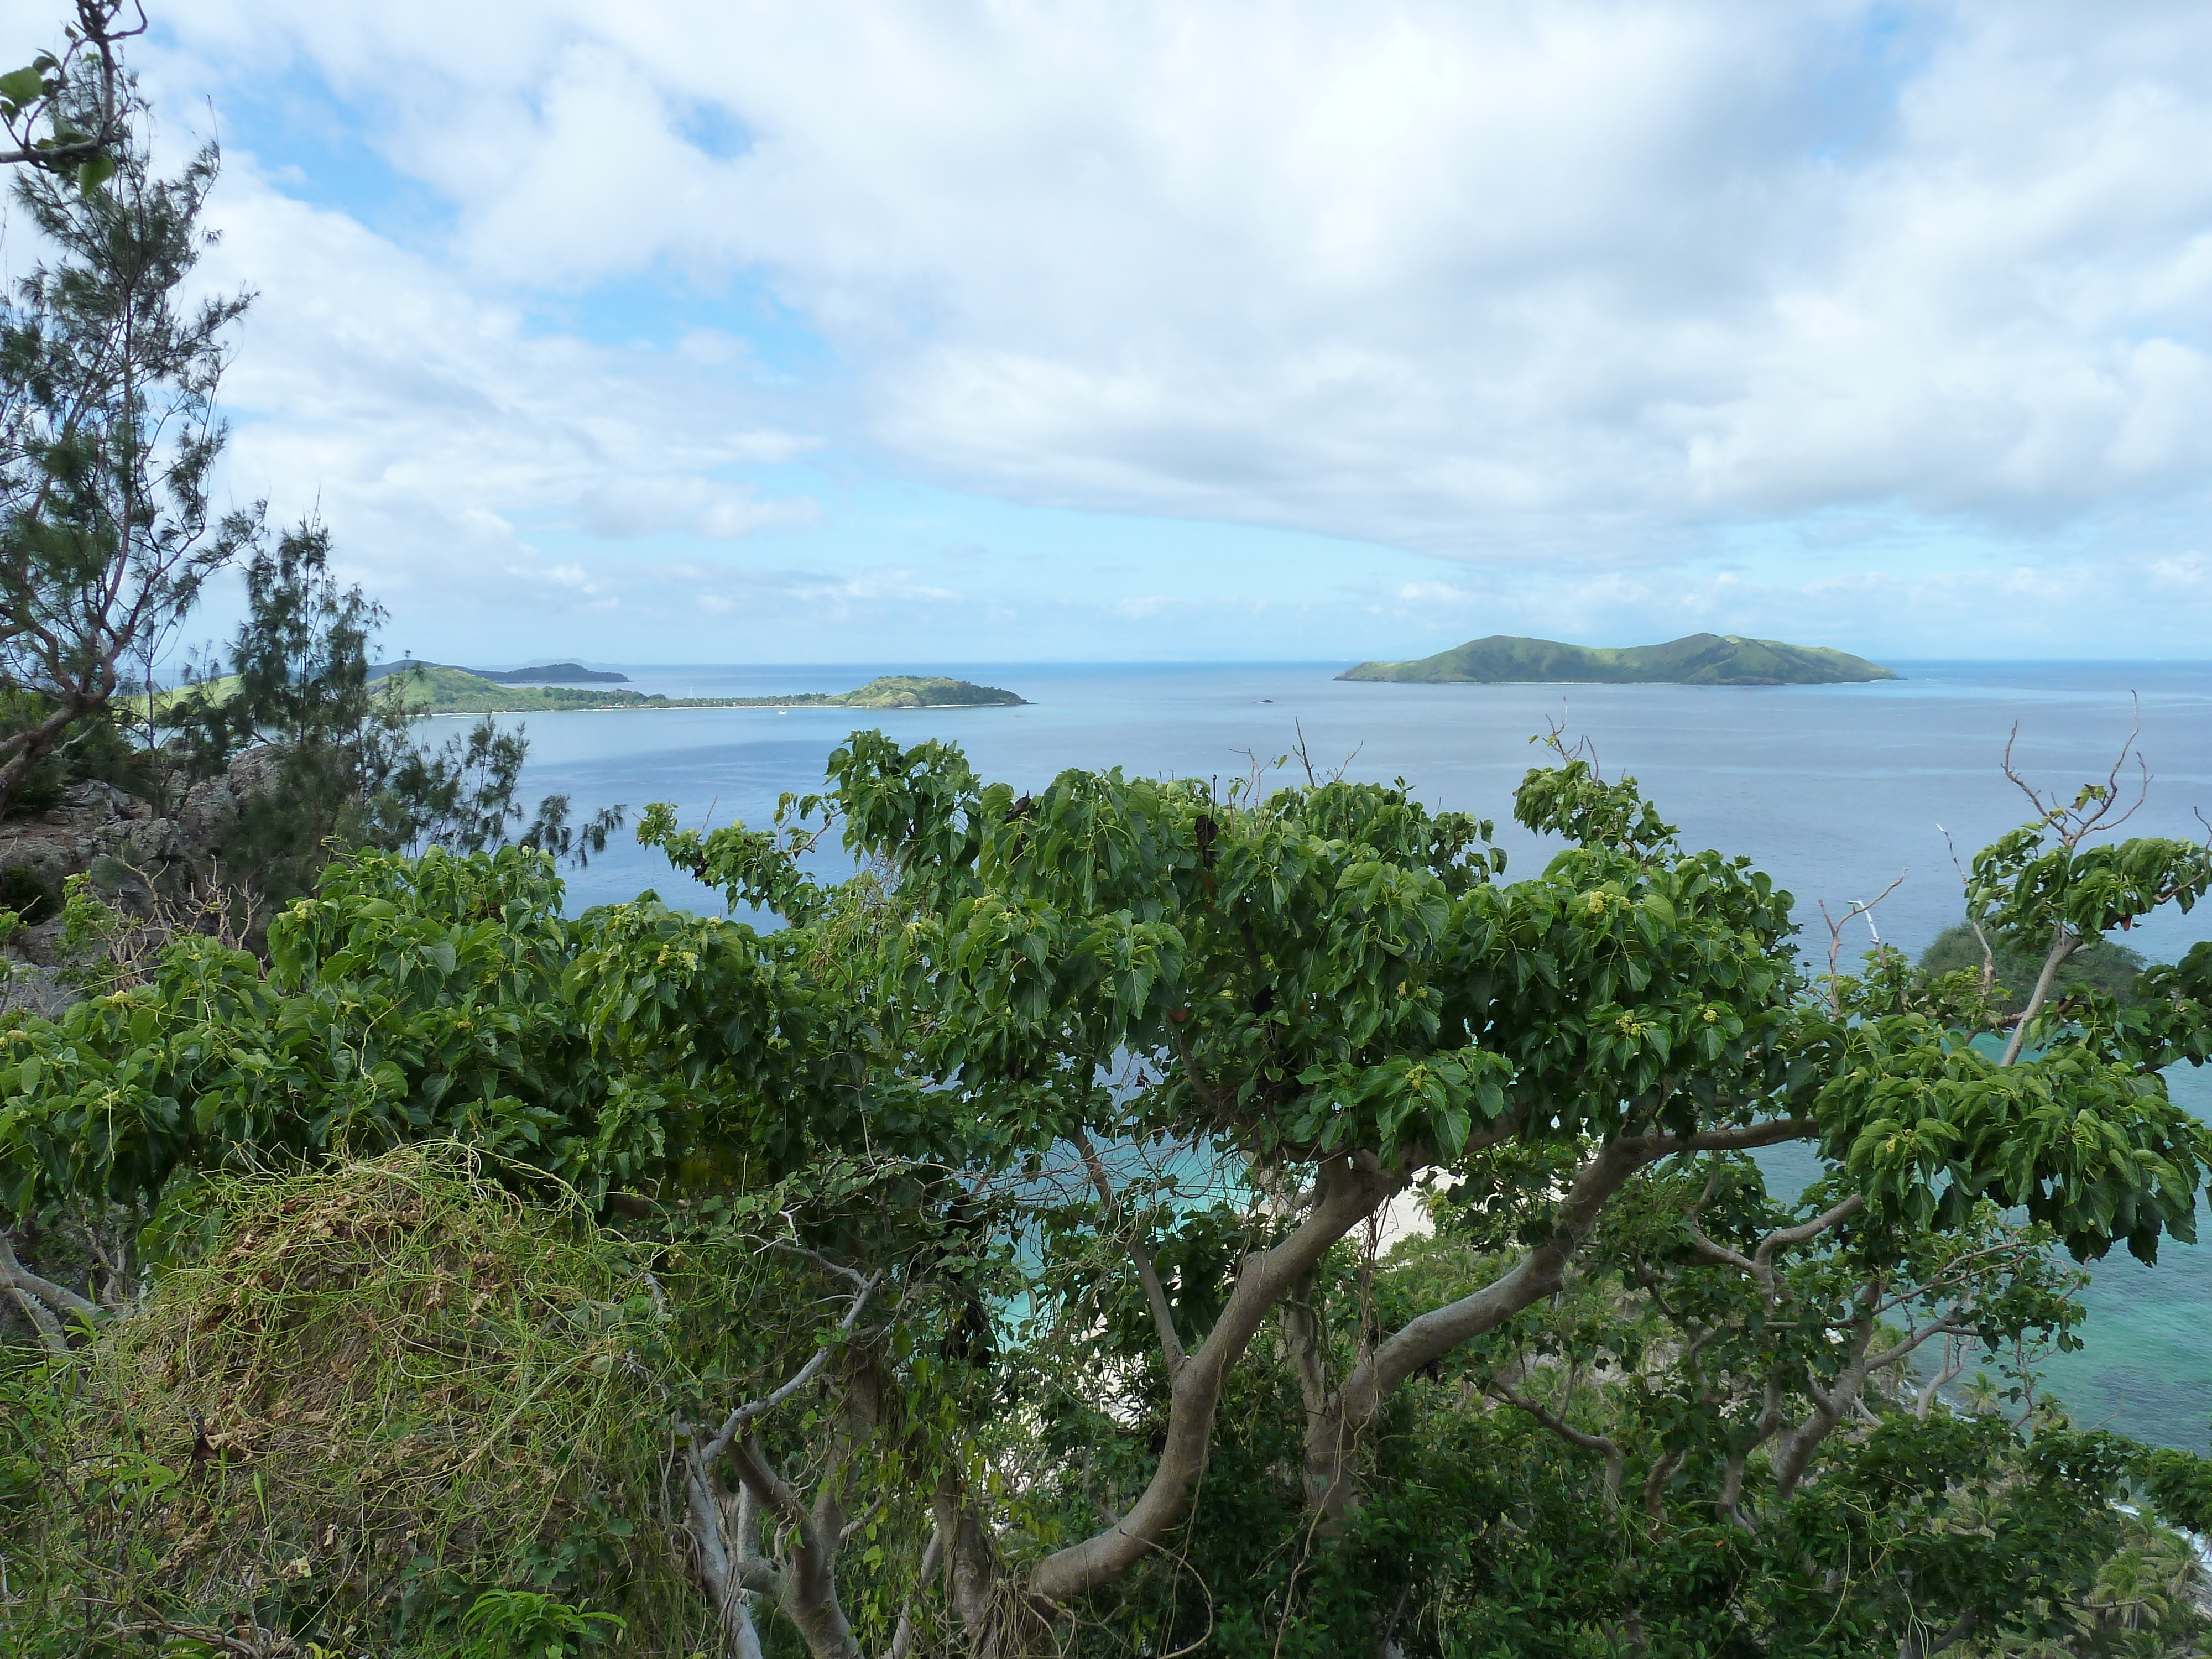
xmin=2 ymin=732 xmax=2210 ymax=1657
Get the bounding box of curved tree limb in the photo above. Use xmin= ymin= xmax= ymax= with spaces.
xmin=0 ymin=1228 xmax=95 ymax=1353
xmin=1306 ymin=1117 xmax=1817 ymax=1520
xmin=1490 ymin=1364 xmax=1624 ymax=1498
xmin=1025 ymin=1152 xmax=1406 ymax=1604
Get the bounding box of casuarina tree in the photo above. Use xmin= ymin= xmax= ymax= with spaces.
xmin=0 ymin=70 xmax=251 ymax=812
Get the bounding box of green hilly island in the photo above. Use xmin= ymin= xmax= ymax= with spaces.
xmin=157 ymin=668 xmax=1025 ymax=717
xmin=1339 ymin=633 xmax=1898 ymax=687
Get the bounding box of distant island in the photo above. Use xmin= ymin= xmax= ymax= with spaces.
xmin=1338 ymin=633 xmax=1900 ymax=687
xmin=467 ymin=662 xmax=631 ymax=685
xmin=367 ymin=660 xmax=630 ymax=686
xmin=372 ymin=666 xmax=1025 ymax=715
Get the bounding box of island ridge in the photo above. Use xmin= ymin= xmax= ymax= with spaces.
xmin=1339 ymin=633 xmax=1899 ymax=686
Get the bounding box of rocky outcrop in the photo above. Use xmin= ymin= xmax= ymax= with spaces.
xmin=0 ymin=752 xmax=280 ymax=1015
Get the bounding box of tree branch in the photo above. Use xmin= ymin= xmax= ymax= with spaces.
xmin=1310 ymin=1117 xmax=1817 ymax=1517
xmin=1026 ymin=1151 xmax=1406 ymax=1603
xmin=1490 ymin=1366 xmax=1624 ymax=1498
xmin=2001 ymin=922 xmax=2078 ymax=1067
xmin=696 ymin=1270 xmax=883 ymax=1467
xmin=1073 ymin=1129 xmax=1186 ymax=1373
xmin=0 ymin=1229 xmax=95 ymax=1353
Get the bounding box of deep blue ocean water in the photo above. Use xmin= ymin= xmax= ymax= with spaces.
xmin=435 ymin=659 xmax=2212 ymax=1449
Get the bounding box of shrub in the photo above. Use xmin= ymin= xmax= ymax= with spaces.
xmin=0 ymin=1145 xmax=712 ymax=1656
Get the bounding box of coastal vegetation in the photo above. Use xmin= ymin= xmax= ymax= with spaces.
xmin=1342 ymin=632 xmax=1901 ymax=686
xmin=454 ymin=661 xmax=632 ymax=685
xmin=6 ymin=716 xmax=2212 ymax=1656
xmin=1918 ymin=922 xmax=2149 ymax=1015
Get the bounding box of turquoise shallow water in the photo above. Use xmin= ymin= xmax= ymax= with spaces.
xmin=449 ymin=658 xmax=2212 ymax=1449
xmin=2036 ymin=1063 xmax=2211 ymax=1451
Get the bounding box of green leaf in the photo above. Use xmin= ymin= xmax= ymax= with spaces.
xmin=0 ymin=68 xmax=44 ymax=106
xmin=76 ymin=150 xmax=114 ymax=194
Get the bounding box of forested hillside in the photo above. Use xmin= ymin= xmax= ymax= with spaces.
xmin=1341 ymin=633 xmax=1900 ymax=685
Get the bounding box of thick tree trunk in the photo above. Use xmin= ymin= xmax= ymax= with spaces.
xmin=731 ymin=1431 xmax=864 ymax=1659
xmin=682 ymin=1438 xmax=771 ymax=1659
xmin=0 ymin=1229 xmax=97 ymax=1354
xmin=1024 ymin=1155 xmax=1405 ymax=1604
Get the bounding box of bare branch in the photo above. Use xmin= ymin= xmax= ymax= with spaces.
xmin=697 ymin=1270 xmax=884 ymax=1467
xmin=1490 ymin=1366 xmax=1624 ymax=1498
xmin=2002 ymin=698 xmax=2150 ymax=851
xmin=1073 ymin=1129 xmax=1186 ymax=1373
xmin=1817 ymin=872 xmax=1908 ymax=1009
xmin=1914 ymin=1333 xmax=1969 ymax=1420
xmin=2001 ymin=924 xmax=2079 ymax=1068
xmin=763 ymin=1238 xmax=871 ymax=1292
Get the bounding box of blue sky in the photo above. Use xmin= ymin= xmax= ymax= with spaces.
xmin=17 ymin=0 xmax=2212 ymax=665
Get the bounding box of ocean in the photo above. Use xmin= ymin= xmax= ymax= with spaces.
xmin=436 ymin=658 xmax=2212 ymax=1451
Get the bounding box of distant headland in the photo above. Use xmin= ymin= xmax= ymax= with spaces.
xmin=1338 ymin=634 xmax=1900 ymax=687
xmin=361 ymin=666 xmax=1026 ymax=715
xmin=466 ymin=662 xmax=630 ymax=685
xmin=364 ymin=659 xmax=629 ymax=686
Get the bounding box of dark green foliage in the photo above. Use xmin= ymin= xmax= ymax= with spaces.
xmin=1919 ymin=921 xmax=2146 ymax=1013
xmin=1040 ymin=1261 xmax=2212 ymax=1657
xmin=0 ymin=83 xmax=254 ymax=812
xmin=1339 ymin=632 xmax=1898 ymax=686
xmin=0 ymin=860 xmax=55 ymax=921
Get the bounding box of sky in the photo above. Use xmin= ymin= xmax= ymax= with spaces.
xmin=10 ymin=0 xmax=2212 ymax=665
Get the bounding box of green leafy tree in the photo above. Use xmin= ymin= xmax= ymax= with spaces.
xmin=0 ymin=2 xmax=143 ymax=184
xmin=2 ymin=732 xmax=2210 ymax=1656
xmin=622 ymin=727 xmax=2212 ymax=1652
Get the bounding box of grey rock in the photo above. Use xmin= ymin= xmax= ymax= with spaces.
xmin=1 ymin=958 xmax=75 ymax=1018
xmin=1 ymin=837 xmax=69 ymax=884
xmin=13 ymin=915 xmax=69 ymax=967
xmin=177 ymin=778 xmax=237 ymax=852
xmin=117 ymin=818 xmax=177 ymax=867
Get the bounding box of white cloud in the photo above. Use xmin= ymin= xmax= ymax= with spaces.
xmin=136 ymin=4 xmax=2212 ymax=547
xmin=106 ymin=148 xmax=824 ymax=634
xmin=571 ymin=479 xmax=819 ymax=540
xmin=15 ymin=0 xmax=2204 ymax=656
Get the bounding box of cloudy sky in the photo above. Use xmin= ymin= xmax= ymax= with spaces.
xmin=15 ymin=0 xmax=2212 ymax=664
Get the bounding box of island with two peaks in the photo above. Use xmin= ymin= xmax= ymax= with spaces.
xmin=356 ymin=665 xmax=1028 ymax=714
xmin=1338 ymin=633 xmax=1900 ymax=687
